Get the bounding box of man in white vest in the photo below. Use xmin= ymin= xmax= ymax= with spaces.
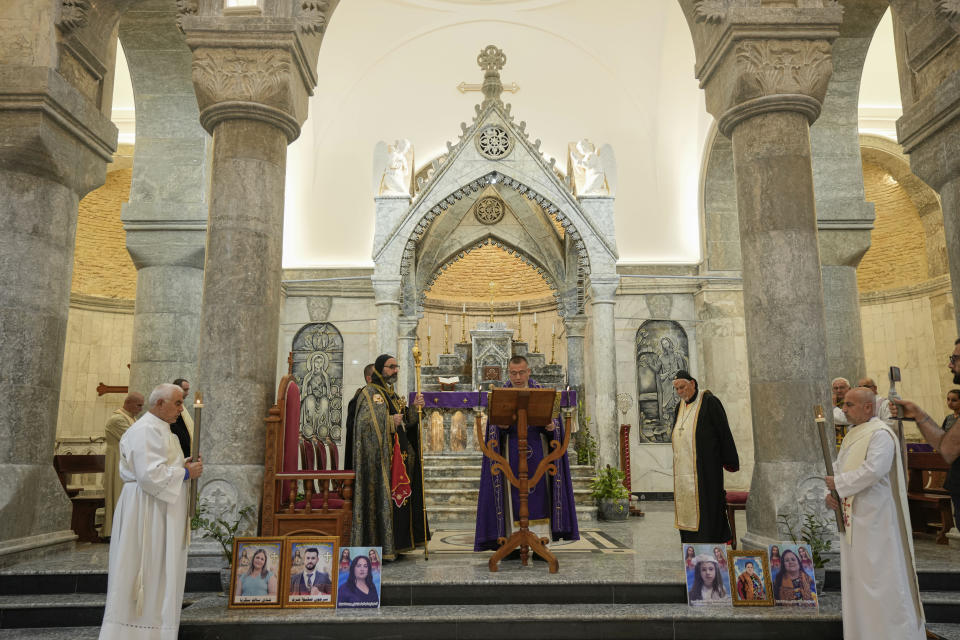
xmin=825 ymin=387 xmax=924 ymax=640
xmin=99 ymin=383 xmax=203 ymax=640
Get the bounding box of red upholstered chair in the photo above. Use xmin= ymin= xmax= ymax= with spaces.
xmin=725 ymin=491 xmax=749 ymax=549
xmin=261 ymin=357 xmax=354 ymax=545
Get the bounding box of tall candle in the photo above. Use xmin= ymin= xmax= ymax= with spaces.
xmin=445 ymin=313 xmax=449 ymax=324
xmin=517 ymin=302 xmax=521 ymax=312
xmin=462 ymin=303 xmax=466 ymax=313
xmin=427 ymin=326 xmax=431 ymax=337
xmin=533 ymin=312 xmax=537 ymax=323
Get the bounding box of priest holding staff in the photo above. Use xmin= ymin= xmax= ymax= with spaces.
xmin=98 ymin=383 xmax=203 ymax=640
xmin=670 ymin=371 xmax=739 ymax=543
xmin=825 ymin=387 xmax=924 ymax=640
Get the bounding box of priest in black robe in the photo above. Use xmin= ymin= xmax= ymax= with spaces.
xmin=344 ymin=363 xmax=374 ymax=471
xmin=349 ymin=354 xmax=430 ymax=559
xmin=671 ymin=370 xmax=739 ymax=543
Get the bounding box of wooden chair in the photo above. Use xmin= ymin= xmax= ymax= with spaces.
xmin=906 ymin=451 xmax=953 ymax=545
xmin=53 ymin=455 xmax=105 ymax=543
xmin=261 ymin=361 xmax=355 ymax=546
xmin=725 ymin=490 xmax=749 ymax=550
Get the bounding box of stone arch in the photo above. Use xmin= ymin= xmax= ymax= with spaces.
xmin=291 ymin=322 xmax=344 ymax=442
xmin=635 ymin=320 xmax=689 ymax=443
xmin=859 ymin=134 xmax=945 ymax=280
xmin=420 ymin=236 xmax=561 ymax=311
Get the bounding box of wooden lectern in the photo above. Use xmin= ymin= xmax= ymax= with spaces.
xmin=476 ymin=387 xmax=571 ymax=574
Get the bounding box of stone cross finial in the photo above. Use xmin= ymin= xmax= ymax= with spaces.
xmin=477 ymin=45 xmax=506 ymax=107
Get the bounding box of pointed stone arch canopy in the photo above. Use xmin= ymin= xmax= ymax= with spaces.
xmin=420 ymin=236 xmax=561 ymax=311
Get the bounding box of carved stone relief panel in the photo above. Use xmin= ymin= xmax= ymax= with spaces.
xmin=635 ymin=320 xmax=689 ymax=443
xmin=292 ymin=322 xmax=344 ymax=442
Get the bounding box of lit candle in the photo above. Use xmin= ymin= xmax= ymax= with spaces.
xmin=533 ymin=312 xmax=537 ymax=324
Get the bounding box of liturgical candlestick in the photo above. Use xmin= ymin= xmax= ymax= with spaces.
xmin=533 ymin=320 xmax=539 ymax=353
xmin=426 ymin=332 xmax=433 ymax=366
xmin=460 ymin=305 xmax=467 ymax=343
xmin=488 ymin=282 xmax=495 ymax=323
xmin=814 ymin=405 xmax=845 ymax=533
xmin=188 ymin=392 xmax=204 ymax=520
xmin=443 ymin=321 xmax=450 ymax=354
xmin=412 ymin=340 xmax=429 ymax=560
xmin=516 ymin=304 xmax=523 ymax=342
xmin=550 ymin=324 xmax=557 ymax=364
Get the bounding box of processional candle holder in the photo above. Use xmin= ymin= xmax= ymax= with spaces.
xmin=814 ymin=405 xmax=845 ymax=533
xmin=412 ymin=339 xmax=429 ymax=560
xmin=189 ymin=391 xmax=204 ymax=519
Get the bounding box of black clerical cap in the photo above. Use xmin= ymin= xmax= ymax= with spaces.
xmin=674 ymin=370 xmax=695 ymax=382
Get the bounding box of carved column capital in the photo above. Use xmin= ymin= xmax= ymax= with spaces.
xmin=587 ymin=275 xmax=620 ymax=305
xmin=371 ymin=275 xmax=403 ymax=307
xmin=563 ymin=314 xmax=588 ymax=338
xmin=685 ymin=4 xmax=842 ymax=137
xmin=181 ymin=2 xmax=339 ymax=142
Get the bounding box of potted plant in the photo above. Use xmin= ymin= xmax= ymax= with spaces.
xmin=574 ymin=398 xmax=598 ymax=468
xmin=589 ymin=465 xmax=631 ymax=521
xmin=191 ymin=501 xmax=256 ymax=592
xmin=778 ymin=511 xmax=834 ymax=587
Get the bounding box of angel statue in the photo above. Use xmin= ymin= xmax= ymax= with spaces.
xmin=377 ymin=139 xmax=413 ymax=196
xmin=570 ymin=138 xmax=608 ymax=195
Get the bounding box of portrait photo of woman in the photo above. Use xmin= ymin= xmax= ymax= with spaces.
xmin=235 ymin=546 xmax=279 ymax=603
xmin=337 ymin=555 xmax=380 ymax=608
xmin=769 ymin=544 xmax=818 ymax=608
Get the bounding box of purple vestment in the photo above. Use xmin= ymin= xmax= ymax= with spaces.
xmin=473 ymin=379 xmax=580 ymax=551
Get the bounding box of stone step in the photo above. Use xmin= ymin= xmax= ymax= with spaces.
xmin=424 ymin=488 xmax=594 ymax=507
xmin=427 ymin=476 xmax=594 ymax=491
xmin=427 ymin=505 xmax=597 ymax=523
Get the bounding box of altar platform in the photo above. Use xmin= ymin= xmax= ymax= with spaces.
xmin=2 ymin=503 xmax=960 ymax=639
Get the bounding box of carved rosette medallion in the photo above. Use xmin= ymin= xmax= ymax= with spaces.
xmin=474 ymin=196 xmax=504 ymax=225
xmin=475 ymin=124 xmax=513 ymax=160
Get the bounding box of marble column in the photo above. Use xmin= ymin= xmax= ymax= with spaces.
xmin=888 ymin=1 xmax=960 ymax=328
xmin=564 ymin=314 xmax=588 ymax=390
xmin=682 ymin=2 xmax=843 ymax=546
xmin=588 ymin=276 xmax=620 ymax=468
xmin=397 ymin=316 xmax=420 ymax=397
xmin=181 ymin=4 xmax=335 ymax=532
xmin=0 ymin=1 xmax=123 ymax=557
xmin=372 ymin=275 xmax=403 ymax=359
xmin=120 ymin=2 xmax=209 ymax=400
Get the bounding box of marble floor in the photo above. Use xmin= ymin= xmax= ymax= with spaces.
xmin=2 ymin=503 xmax=960 ymax=639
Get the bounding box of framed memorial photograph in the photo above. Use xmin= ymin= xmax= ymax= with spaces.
xmin=337 ymin=546 xmax=383 ymax=609
xmin=682 ymin=543 xmax=732 ymax=606
xmin=769 ymin=543 xmax=819 ymax=608
xmin=728 ymin=550 xmax=774 ymax=607
xmin=228 ymin=537 xmax=284 ymax=609
xmin=283 ymin=537 xmax=338 ymax=608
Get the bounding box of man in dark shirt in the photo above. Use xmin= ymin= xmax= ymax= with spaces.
xmin=170 ymin=378 xmax=192 ymax=458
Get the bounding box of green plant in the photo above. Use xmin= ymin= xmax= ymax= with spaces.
xmin=574 ymin=397 xmax=598 ymax=468
xmin=191 ymin=501 xmax=256 ymax=564
xmin=778 ymin=511 xmax=833 ymax=568
xmin=589 ymin=465 xmax=631 ymax=503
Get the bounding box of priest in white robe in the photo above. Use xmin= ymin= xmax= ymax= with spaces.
xmin=825 ymin=387 xmax=924 ymax=640
xmin=99 ymin=383 xmax=203 ymax=640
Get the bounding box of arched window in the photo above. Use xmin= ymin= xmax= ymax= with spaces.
xmin=291 ymin=323 xmax=344 ymax=442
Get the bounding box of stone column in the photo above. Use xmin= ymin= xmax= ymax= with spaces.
xmin=397 ymin=316 xmax=419 ymax=397
xmin=811 ymin=23 xmax=885 ymax=384
xmin=682 ymin=3 xmax=843 ymax=546
xmin=120 ymin=1 xmax=209 ymax=400
xmin=0 ymin=1 xmax=124 ymax=557
xmin=588 ymin=275 xmax=620 ymax=467
xmin=372 ymin=275 xmax=402 ymax=358
xmin=181 ymin=3 xmax=336 ymax=532
xmin=563 ymin=314 xmax=588 ymax=390
xmin=895 ymin=12 xmax=960 ymax=331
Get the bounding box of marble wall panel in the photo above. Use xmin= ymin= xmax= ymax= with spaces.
xmin=55 ymin=302 xmax=134 ymax=444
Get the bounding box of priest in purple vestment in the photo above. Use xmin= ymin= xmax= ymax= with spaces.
xmin=474 ymin=355 xmax=579 ymax=552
